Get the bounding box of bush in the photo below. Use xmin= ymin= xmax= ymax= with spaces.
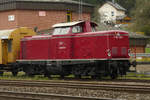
xmin=141 ymin=25 xmax=150 ymax=36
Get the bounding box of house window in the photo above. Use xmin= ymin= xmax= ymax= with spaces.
xmin=8 ymin=15 xmax=15 ymax=21
xmin=67 ymin=11 xmax=72 ymax=22
xmin=39 ymin=11 xmax=46 ymax=16
xmin=111 ymin=11 xmax=114 ymax=16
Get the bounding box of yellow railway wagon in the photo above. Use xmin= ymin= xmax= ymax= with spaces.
xmin=0 ymin=27 xmax=36 ymax=75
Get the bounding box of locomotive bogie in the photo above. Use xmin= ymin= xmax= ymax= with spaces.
xmin=17 ymin=59 xmax=130 ymax=79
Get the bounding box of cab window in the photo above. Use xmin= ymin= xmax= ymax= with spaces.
xmin=53 ymin=27 xmax=70 ymax=35
xmin=72 ymin=26 xmax=83 ymax=33
xmin=91 ymin=26 xmax=96 ymax=32
xmin=8 ymin=40 xmax=12 ymax=52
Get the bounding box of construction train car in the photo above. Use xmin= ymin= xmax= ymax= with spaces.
xmin=17 ymin=21 xmax=135 ymax=79
xmin=0 ymin=27 xmax=36 ymax=76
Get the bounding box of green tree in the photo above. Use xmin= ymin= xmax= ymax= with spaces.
xmin=74 ymin=0 xmax=135 ymax=15
xmin=130 ymin=0 xmax=150 ymax=35
xmin=115 ymin=0 xmax=136 ymax=15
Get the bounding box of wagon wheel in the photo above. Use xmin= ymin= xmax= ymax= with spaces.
xmin=0 ymin=71 xmax=3 ymax=76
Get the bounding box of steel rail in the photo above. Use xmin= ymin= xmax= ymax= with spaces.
xmin=0 ymin=80 xmax=149 ymax=93
xmin=0 ymin=91 xmax=115 ymax=100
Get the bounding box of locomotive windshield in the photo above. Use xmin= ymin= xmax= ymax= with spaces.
xmin=53 ymin=27 xmax=70 ymax=35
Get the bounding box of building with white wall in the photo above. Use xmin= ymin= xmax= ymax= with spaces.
xmin=98 ymin=1 xmax=126 ymax=25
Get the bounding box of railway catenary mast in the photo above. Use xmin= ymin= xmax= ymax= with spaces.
xmin=78 ymin=0 xmax=83 ymax=20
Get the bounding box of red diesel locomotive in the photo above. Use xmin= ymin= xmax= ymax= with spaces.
xmin=17 ymin=21 xmax=132 ymax=79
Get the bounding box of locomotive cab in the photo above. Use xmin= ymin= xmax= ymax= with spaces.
xmin=52 ymin=21 xmax=97 ymax=35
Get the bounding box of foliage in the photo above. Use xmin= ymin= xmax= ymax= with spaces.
xmin=74 ymin=0 xmax=150 ymax=35
xmin=74 ymin=0 xmax=135 ymax=15
xmin=146 ymin=48 xmax=150 ymax=53
xmin=130 ymin=0 xmax=150 ymax=35
xmin=115 ymin=0 xmax=136 ymax=15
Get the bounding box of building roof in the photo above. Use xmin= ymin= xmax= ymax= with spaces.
xmin=0 ymin=0 xmax=92 ymax=6
xmin=107 ymin=1 xmax=126 ymax=11
xmin=0 ymin=0 xmax=93 ymax=13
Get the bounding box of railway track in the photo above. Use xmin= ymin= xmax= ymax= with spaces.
xmin=0 ymin=79 xmax=149 ymax=93
xmin=0 ymin=91 xmax=115 ymax=100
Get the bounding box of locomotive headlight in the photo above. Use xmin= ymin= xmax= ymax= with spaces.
xmin=107 ymin=49 xmax=111 ymax=57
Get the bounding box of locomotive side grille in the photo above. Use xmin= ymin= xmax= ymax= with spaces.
xmin=121 ymin=47 xmax=127 ymax=56
xmin=112 ymin=47 xmax=117 ymax=56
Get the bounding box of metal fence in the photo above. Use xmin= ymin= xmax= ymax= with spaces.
xmin=130 ymin=53 xmax=150 ymax=57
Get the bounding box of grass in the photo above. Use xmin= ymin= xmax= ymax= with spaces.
xmin=118 ymin=72 xmax=150 ymax=80
xmin=146 ymin=48 xmax=150 ymax=53
xmin=118 ymin=76 xmax=150 ymax=80
xmin=1 ymin=72 xmax=150 ymax=80
xmin=0 ymin=72 xmax=50 ymax=81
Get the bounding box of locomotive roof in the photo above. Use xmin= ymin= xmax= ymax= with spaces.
xmin=52 ymin=21 xmax=97 ymax=28
xmin=78 ymin=30 xmax=129 ymax=36
xmin=0 ymin=27 xmax=36 ymax=39
xmin=52 ymin=21 xmax=84 ymax=28
xmin=0 ymin=29 xmax=15 ymax=39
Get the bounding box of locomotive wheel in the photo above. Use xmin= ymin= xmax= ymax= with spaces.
xmin=12 ymin=71 xmax=18 ymax=76
xmin=60 ymin=75 xmax=64 ymax=79
xmin=25 ymin=72 xmax=34 ymax=77
xmin=91 ymin=75 xmax=101 ymax=79
xmin=110 ymin=69 xmax=118 ymax=79
xmin=0 ymin=71 xmax=3 ymax=76
xmin=110 ymin=73 xmax=118 ymax=79
xmin=44 ymin=73 xmax=51 ymax=78
xmin=75 ymin=75 xmax=81 ymax=79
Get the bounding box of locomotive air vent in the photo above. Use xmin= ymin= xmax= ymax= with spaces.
xmin=112 ymin=47 xmax=117 ymax=56
xmin=121 ymin=47 xmax=127 ymax=56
